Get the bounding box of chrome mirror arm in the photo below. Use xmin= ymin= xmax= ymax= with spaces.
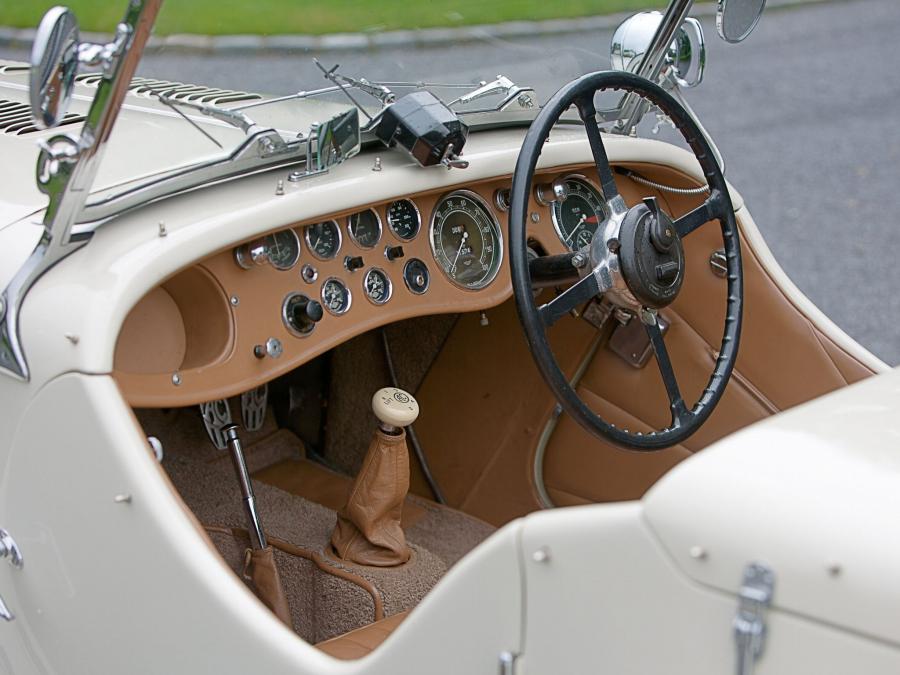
xmin=0 ymin=0 xmax=162 ymax=382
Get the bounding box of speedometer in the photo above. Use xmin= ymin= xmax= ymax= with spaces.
xmin=429 ymin=190 xmax=502 ymax=290
xmin=550 ymin=175 xmax=608 ymax=251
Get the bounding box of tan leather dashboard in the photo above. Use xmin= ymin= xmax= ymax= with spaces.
xmin=113 ymin=164 xmax=684 ymax=407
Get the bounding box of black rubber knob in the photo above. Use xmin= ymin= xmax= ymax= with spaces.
xmin=289 ymin=296 xmax=323 ymax=333
xmin=385 ymin=245 xmax=404 ymax=261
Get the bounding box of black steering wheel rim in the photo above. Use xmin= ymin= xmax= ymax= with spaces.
xmin=509 ymin=70 xmax=742 ymax=451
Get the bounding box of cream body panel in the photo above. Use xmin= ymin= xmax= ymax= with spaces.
xmin=520 ymin=502 xmax=900 ymax=674
xmin=0 ymin=373 xmax=523 ymax=674
xmin=644 ymin=366 xmax=900 ymax=647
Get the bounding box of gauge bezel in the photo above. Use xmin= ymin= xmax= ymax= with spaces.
xmin=320 ymin=276 xmax=352 ymax=316
xmin=363 ymin=267 xmax=393 ymax=305
xmin=549 ymin=174 xmax=608 ymax=251
xmin=268 ymin=228 xmax=302 ymax=271
xmin=304 ymin=220 xmax=342 ymax=261
xmin=386 ymin=199 xmax=422 ymax=241
xmin=281 ymin=291 xmax=316 ymax=338
xmin=402 ymin=258 xmax=430 ymax=295
xmin=347 ymin=208 xmax=383 ymax=250
xmin=429 ymin=189 xmax=504 ymax=291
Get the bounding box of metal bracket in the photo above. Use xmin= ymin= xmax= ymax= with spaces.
xmin=608 ymin=312 xmax=669 ymax=368
xmin=199 ymin=399 xmax=233 ymax=450
xmin=498 ymin=651 xmax=519 ymax=675
xmin=733 ymin=562 xmax=775 ymax=675
xmin=240 ymin=384 xmax=268 ymax=432
xmin=0 ymin=528 xmax=24 ymax=622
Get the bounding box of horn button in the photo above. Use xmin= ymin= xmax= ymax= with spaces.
xmin=617 ymin=197 xmax=685 ymax=308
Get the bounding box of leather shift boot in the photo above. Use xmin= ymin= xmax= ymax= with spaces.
xmin=244 ymin=545 xmax=292 ymax=626
xmin=330 ymin=429 xmax=411 ymax=566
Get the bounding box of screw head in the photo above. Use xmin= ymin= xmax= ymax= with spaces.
xmin=171 ymin=373 xmax=182 ymax=386
xmin=230 ymin=295 xmax=239 ymax=307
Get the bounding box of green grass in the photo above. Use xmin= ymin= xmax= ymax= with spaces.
xmin=1 ymin=1 xmax=665 ymax=36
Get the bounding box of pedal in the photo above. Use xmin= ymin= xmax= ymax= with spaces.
xmin=241 ymin=384 xmax=268 ymax=432
xmin=199 ymin=399 xmax=233 ymax=450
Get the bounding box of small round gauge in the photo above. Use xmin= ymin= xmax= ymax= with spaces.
xmin=363 ymin=267 xmax=392 ymax=305
xmin=304 ymin=220 xmax=341 ymax=260
xmin=387 ymin=199 xmax=421 ymax=241
xmin=348 ymin=209 xmax=382 ymax=249
xmin=265 ymin=229 xmax=301 ymax=270
xmin=403 ymin=258 xmax=430 ymax=295
xmin=550 ymin=175 xmax=608 ymax=251
xmin=321 ymin=277 xmax=351 ymax=315
xmin=430 ymin=190 xmax=503 ymax=290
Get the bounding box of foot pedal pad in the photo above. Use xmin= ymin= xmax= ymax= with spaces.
xmin=241 ymin=384 xmax=268 ymax=432
xmin=199 ymin=399 xmax=233 ymax=450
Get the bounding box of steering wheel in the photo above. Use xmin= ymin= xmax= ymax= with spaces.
xmin=509 ymin=71 xmax=742 ymax=450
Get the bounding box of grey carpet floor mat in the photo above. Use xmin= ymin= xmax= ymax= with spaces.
xmin=137 ymin=405 xmax=494 ymax=642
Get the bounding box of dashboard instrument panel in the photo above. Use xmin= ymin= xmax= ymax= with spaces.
xmin=113 ymin=165 xmax=652 ymax=407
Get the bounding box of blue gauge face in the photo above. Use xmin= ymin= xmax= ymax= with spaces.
xmin=387 ymin=199 xmax=420 ymax=240
xmin=430 ymin=191 xmax=502 ymax=290
xmin=550 ymin=176 xmax=607 ymax=251
xmin=305 ymin=220 xmax=341 ymax=260
xmin=348 ymin=209 xmax=382 ymax=249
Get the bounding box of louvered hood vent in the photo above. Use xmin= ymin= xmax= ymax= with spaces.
xmin=74 ymin=74 xmax=263 ymax=105
xmin=0 ymin=99 xmax=85 ymax=136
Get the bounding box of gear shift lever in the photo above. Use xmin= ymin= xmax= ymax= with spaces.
xmin=330 ymin=387 xmax=419 ymax=566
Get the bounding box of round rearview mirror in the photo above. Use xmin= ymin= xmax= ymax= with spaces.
xmin=29 ymin=6 xmax=80 ymax=129
xmin=716 ymin=0 xmax=767 ymax=43
xmin=610 ymin=12 xmax=706 ymax=88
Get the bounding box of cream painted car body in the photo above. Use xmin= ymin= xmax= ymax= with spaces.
xmin=0 ymin=52 xmax=898 ymax=675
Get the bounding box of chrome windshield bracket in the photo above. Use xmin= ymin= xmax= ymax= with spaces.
xmin=0 ymin=0 xmax=162 ymax=382
xmin=733 ymin=562 xmax=775 ymax=675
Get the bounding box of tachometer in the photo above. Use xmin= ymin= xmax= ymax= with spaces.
xmin=429 ymin=190 xmax=502 ymax=290
xmin=348 ymin=209 xmax=382 ymax=249
xmin=387 ymin=199 xmax=420 ymax=241
xmin=304 ymin=220 xmax=341 ymax=260
xmin=550 ymin=175 xmax=608 ymax=251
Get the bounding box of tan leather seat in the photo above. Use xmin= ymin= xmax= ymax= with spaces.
xmin=316 ymin=610 xmax=409 ymax=660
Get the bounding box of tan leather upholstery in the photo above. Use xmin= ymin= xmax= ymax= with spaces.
xmin=244 ymin=545 xmax=292 ymax=626
xmin=316 ymin=610 xmax=409 ymax=660
xmin=330 ymin=429 xmax=412 ymax=566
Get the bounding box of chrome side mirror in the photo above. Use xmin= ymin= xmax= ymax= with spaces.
xmin=29 ymin=6 xmax=80 ymax=128
xmin=717 ymin=0 xmax=767 ymax=43
xmin=610 ymin=12 xmax=706 ymax=89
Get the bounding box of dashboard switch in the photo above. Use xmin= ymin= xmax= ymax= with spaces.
xmin=344 ymin=255 xmax=365 ymax=272
xmin=385 ymin=245 xmax=405 ymax=262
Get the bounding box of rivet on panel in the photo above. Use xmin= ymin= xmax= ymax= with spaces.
xmin=689 ymin=545 xmax=708 ymax=560
xmin=230 ymin=295 xmax=240 ymax=307
xmin=532 ymin=546 xmax=551 ymax=563
xmin=275 ymin=179 xmax=285 ymax=196
xmin=530 ymin=212 xmax=540 ymax=223
xmin=171 ymin=372 xmax=182 ymax=386
xmin=113 ymin=494 xmax=132 ymax=504
xmin=158 ymin=221 xmax=167 ymax=237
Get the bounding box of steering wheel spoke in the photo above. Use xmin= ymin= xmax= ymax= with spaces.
xmin=673 ymin=188 xmax=726 ymax=238
xmin=643 ymin=313 xmax=690 ymax=425
xmin=575 ymin=94 xmax=620 ymax=204
xmin=538 ymin=270 xmax=606 ymax=328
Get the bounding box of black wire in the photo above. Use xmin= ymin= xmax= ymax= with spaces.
xmin=380 ymin=328 xmax=446 ymax=505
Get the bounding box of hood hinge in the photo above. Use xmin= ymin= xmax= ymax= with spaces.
xmin=733 ymin=562 xmax=775 ymax=675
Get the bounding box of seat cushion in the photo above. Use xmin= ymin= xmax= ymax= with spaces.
xmin=316 ymin=610 xmax=409 ymax=660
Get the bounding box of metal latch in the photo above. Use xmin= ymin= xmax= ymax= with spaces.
xmin=0 ymin=528 xmax=23 ymax=621
xmin=733 ymin=562 xmax=775 ymax=675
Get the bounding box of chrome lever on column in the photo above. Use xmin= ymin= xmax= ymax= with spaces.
xmin=0 ymin=528 xmax=23 ymax=622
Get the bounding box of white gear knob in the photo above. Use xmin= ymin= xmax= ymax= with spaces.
xmin=372 ymin=387 xmax=419 ymax=428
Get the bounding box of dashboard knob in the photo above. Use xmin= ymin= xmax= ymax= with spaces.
xmin=283 ymin=293 xmax=323 ymax=336
xmin=372 ymin=387 xmax=419 ymax=429
xmin=535 ymin=178 xmax=568 ymax=205
xmin=345 ymin=255 xmax=365 ymax=272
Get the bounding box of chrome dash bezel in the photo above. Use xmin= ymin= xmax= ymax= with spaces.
xmin=320 ymin=276 xmax=352 ymax=316
xmin=363 ymin=267 xmax=393 ymax=305
xmin=549 ymin=173 xmax=608 ymax=251
xmin=304 ymin=220 xmax=342 ymax=261
xmin=347 ymin=208 xmax=383 ymax=250
xmin=386 ymin=198 xmax=422 ymax=241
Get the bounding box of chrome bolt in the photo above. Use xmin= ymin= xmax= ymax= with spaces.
xmin=530 ymin=212 xmax=540 ymax=223
xmin=171 ymin=373 xmax=182 ymax=386
xmin=230 ymin=295 xmax=239 ymax=307
xmin=689 ymin=545 xmax=708 ymax=561
xmin=532 ymin=546 xmax=551 ymax=563
xmin=275 ymin=179 xmax=285 ymax=196
xmin=571 ymin=252 xmax=587 ymax=268
xmin=372 ymin=156 xmax=383 ymax=172
xmin=158 ymin=221 xmax=167 ymax=237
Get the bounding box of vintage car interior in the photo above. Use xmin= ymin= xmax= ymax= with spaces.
xmin=1 ymin=0 xmax=895 ymax=672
